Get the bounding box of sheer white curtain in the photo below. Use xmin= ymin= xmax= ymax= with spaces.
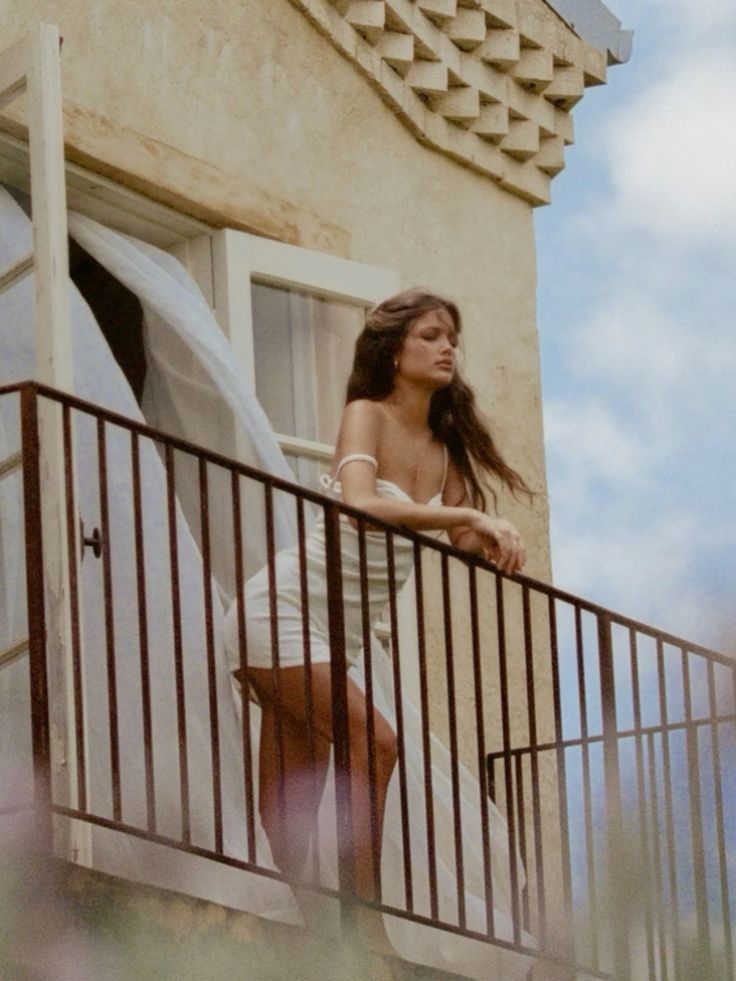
xmin=0 ymin=187 xmax=297 ymax=921
xmin=250 ymin=281 xmax=363 ymax=490
xmin=0 ymin=187 xmax=530 ymax=978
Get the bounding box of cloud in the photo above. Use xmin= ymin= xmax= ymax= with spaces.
xmin=549 ymin=502 xmax=734 ymax=644
xmin=655 ymin=0 xmax=736 ymax=31
xmin=537 ymin=10 xmax=736 ymax=651
xmin=600 ymin=53 xmax=736 ymax=248
xmin=544 ymin=398 xmax=648 ymax=486
xmin=564 ymin=289 xmax=736 ymax=395
xmin=612 ymin=0 xmax=736 ymax=38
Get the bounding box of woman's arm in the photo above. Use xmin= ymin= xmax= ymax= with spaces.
xmin=443 ymin=459 xmax=526 ymax=573
xmin=333 ymin=401 xmax=475 ymax=530
xmin=333 ymin=401 xmax=526 ymax=573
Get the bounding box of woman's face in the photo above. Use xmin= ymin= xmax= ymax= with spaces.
xmin=396 ymin=307 xmax=459 ymax=389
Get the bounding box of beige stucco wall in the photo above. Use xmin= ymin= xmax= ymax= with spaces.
xmin=1 ymin=0 xmax=551 ymax=577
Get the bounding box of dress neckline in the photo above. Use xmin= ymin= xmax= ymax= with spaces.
xmin=375 ymin=477 xmax=442 ymax=507
xmin=324 ymin=445 xmax=448 ymax=505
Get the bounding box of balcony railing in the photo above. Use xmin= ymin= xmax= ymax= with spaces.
xmin=1 ymin=380 xmax=734 ymax=980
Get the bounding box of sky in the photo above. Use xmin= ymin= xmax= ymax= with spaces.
xmin=536 ymin=0 xmax=736 ymax=652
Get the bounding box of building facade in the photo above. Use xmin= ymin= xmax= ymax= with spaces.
xmin=1 ymin=4 xmax=659 ymax=979
xmin=1 ymin=0 xmax=629 ymax=580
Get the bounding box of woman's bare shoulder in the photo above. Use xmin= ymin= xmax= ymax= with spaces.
xmin=340 ymin=399 xmax=387 ymax=432
xmin=336 ymin=399 xmax=385 ymax=454
xmin=342 ymin=398 xmax=385 ymax=418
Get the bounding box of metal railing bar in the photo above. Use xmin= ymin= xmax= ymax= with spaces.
xmin=521 ymin=584 xmax=545 ymax=943
xmin=323 ymin=501 xmax=357 ymax=930
xmin=547 ymin=596 xmax=574 ymax=956
xmin=99 ymin=419 xmax=122 ymax=824
xmin=51 ymin=803 xmax=610 ymax=975
xmin=576 ymin=605 xmax=599 ymax=967
xmin=598 ymin=613 xmax=631 ymax=980
xmin=413 ymin=541 xmax=439 ymax=921
xmin=513 ymin=753 xmax=529 ymax=931
xmin=263 ymin=483 xmax=286 ymax=824
xmin=682 ymin=648 xmax=712 ymax=970
xmin=440 ymin=551 xmax=465 ymax=929
xmin=363 ymin=903 xmax=613 ymax=979
xmin=485 ymin=710 xmax=736 ymax=761
xmin=0 ymin=381 xmax=33 ymax=395
xmin=199 ymin=456 xmax=223 ymax=853
xmin=8 ymin=378 xmax=734 ymax=664
xmin=131 ymin=431 xmax=156 ymax=833
xmin=231 ymin=468 xmax=256 ymax=865
xmin=50 ymin=803 xmax=342 ymax=899
xmin=387 ymin=530 xmax=414 ymax=913
xmin=164 ymin=445 xmax=191 ymax=845
xmin=494 ymin=574 xmax=522 ymax=945
xmin=468 ymin=564 xmax=495 ymax=936
xmin=0 ymin=637 xmax=29 ymax=669
xmin=629 ymin=628 xmax=657 ymax=979
xmin=20 ymin=385 xmax=53 ymax=849
xmin=62 ymin=404 xmax=87 ymax=814
xmin=357 ymin=519 xmax=381 ymax=901
xmin=296 ymin=494 xmax=321 ymax=883
xmin=707 ymin=659 xmax=734 ymax=979
xmin=656 ymin=638 xmax=681 ymax=975
xmin=0 ymin=450 xmax=21 ymax=479
xmin=647 ymin=731 xmax=670 ymax=980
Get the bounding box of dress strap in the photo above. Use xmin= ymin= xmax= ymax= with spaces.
xmin=320 ymin=453 xmax=378 ymax=490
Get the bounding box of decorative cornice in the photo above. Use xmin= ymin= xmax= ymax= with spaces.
xmin=288 ymin=0 xmax=612 ymax=205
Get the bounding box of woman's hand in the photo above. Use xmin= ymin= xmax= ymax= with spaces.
xmin=467 ymin=512 xmax=526 ymax=575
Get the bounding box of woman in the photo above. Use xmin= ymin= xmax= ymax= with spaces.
xmin=225 ymin=289 xmax=531 ymax=952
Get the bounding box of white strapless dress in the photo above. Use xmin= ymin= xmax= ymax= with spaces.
xmin=223 ymin=453 xmax=444 ymax=671
xmin=222 ymin=453 xmax=533 ymax=978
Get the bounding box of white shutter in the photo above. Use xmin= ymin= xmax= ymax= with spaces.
xmin=1 ymin=23 xmax=88 ymax=863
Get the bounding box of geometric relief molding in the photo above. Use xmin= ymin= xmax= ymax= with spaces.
xmin=288 ymin=0 xmax=609 ymax=205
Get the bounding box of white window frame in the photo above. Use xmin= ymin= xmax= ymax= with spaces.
xmin=206 ymin=229 xmax=400 ymax=465
xmin=3 ymin=129 xmax=400 ymax=466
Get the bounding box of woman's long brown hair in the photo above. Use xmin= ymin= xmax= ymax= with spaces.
xmin=346 ymin=289 xmax=533 ymax=510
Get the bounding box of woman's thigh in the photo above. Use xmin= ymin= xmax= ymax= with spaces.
xmin=248 ymin=664 xmax=395 ymax=750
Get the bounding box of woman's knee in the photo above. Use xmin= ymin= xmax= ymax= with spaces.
xmin=376 ymin=725 xmax=398 ymax=772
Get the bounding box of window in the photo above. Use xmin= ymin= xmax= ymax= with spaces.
xmin=250 ymin=281 xmax=365 ymax=486
xmin=180 ymin=228 xmax=400 ymax=488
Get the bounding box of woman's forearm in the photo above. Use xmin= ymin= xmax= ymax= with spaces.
xmin=450 ymin=527 xmax=488 ymax=555
xmin=345 ymin=494 xmax=476 ymax=533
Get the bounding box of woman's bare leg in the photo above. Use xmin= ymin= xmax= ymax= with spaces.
xmin=257 ymin=700 xmax=331 ymax=880
xmin=248 ymin=663 xmax=398 ymax=950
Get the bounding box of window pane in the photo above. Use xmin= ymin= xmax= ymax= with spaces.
xmin=251 ymin=281 xmax=365 ymax=448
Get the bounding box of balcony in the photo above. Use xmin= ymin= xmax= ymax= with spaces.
xmin=1 ymin=380 xmax=734 ymax=980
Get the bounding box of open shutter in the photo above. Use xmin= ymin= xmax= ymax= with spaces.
xmin=1 ymin=23 xmax=88 ymax=862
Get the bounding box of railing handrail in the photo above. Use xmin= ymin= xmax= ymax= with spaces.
xmin=486 ymin=708 xmax=736 ymax=762
xmin=2 ymin=377 xmax=732 ymax=667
